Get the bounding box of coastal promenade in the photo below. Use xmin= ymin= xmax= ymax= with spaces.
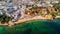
xmin=0 ymin=15 xmax=59 ymax=26
xmin=0 ymin=15 xmax=60 ymax=26
xmin=8 ymin=15 xmax=53 ymax=26
xmin=0 ymin=16 xmax=49 ymax=26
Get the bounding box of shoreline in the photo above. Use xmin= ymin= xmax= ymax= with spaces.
xmin=1 ymin=16 xmax=53 ymax=26
xmin=0 ymin=16 xmax=60 ymax=26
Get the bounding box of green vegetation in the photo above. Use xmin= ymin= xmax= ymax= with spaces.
xmin=29 ymin=5 xmax=39 ymax=10
xmin=0 ymin=13 xmax=12 ymax=24
xmin=50 ymin=12 xmax=58 ymax=16
xmin=53 ymin=4 xmax=60 ymax=16
xmin=2 ymin=0 xmax=7 ymax=2
xmin=53 ymin=4 xmax=60 ymax=12
xmin=26 ymin=3 xmax=60 ymax=18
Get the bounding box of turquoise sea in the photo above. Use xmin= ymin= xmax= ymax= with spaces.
xmin=0 ymin=19 xmax=60 ymax=34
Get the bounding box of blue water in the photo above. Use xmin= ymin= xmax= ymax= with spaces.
xmin=0 ymin=19 xmax=60 ymax=34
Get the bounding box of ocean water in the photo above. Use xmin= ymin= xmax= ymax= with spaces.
xmin=0 ymin=19 xmax=60 ymax=34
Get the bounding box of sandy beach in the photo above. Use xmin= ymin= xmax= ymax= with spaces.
xmin=0 ymin=15 xmax=54 ymax=26
xmin=8 ymin=16 xmax=52 ymax=26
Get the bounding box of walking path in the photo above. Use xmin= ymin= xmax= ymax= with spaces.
xmin=0 ymin=16 xmax=52 ymax=26
xmin=8 ymin=16 xmax=50 ymax=26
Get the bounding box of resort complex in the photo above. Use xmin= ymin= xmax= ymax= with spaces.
xmin=0 ymin=0 xmax=60 ymax=26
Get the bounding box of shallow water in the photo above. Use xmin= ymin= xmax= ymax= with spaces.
xmin=0 ymin=19 xmax=60 ymax=34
